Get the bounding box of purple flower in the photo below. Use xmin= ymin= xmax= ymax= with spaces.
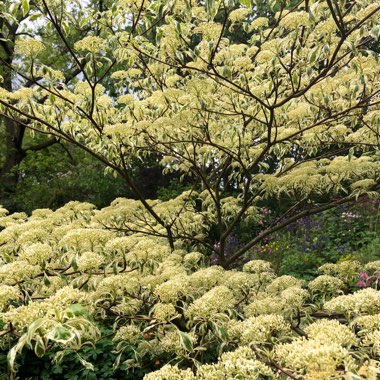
xmin=359 ymin=272 xmax=369 ymax=280
xmin=356 ymin=280 xmax=367 ymax=288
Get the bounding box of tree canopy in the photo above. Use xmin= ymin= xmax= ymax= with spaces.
xmin=1 ymin=0 xmax=380 ymax=263
xmin=1 ymin=0 xmax=380 ymax=378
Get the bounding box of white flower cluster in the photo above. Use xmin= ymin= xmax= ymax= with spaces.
xmin=154 ymin=275 xmax=189 ymax=302
xmin=266 ymin=275 xmax=303 ymax=293
xmin=48 ymin=286 xmax=88 ymax=306
xmin=227 ymin=314 xmax=290 ymax=345
xmin=2 ymin=286 xmax=87 ymax=329
xmin=324 ymin=288 xmax=380 ymax=316
xmin=362 ymin=330 xmax=380 ymax=355
xmin=2 ymin=302 xmax=52 ymax=329
xmin=185 ymin=286 xmax=235 ymax=320
xmin=243 ymin=260 xmax=273 ymax=274
xmin=187 ymin=266 xmax=224 ymax=291
xmin=244 ymin=295 xmax=286 ymax=316
xmin=111 ymin=299 xmax=143 ymax=316
xmin=280 ymin=11 xmax=309 ymax=29
xmin=77 ymin=251 xmax=105 ymax=271
xmin=197 ymin=347 xmax=276 ymax=379
xmin=245 ymin=286 xmax=308 ymax=317
xmin=305 ymin=319 xmax=357 ymax=346
xmin=153 ymin=303 xmax=179 ymax=322
xmin=15 ymin=38 xmax=45 ymax=57
xmin=1 ymin=201 xmax=380 ymax=378
xmin=0 ymin=206 xmax=8 ymax=217
xmin=223 ymin=271 xmax=262 ymax=298
xmin=74 ymin=36 xmax=106 ymax=53
xmin=276 ymin=338 xmax=352 ymax=379
xmin=318 ymin=261 xmax=361 ymax=283
xmin=229 ymin=8 xmax=251 ymax=23
xmin=18 ymin=243 xmax=53 ymax=265
xmin=183 ymin=252 xmax=203 ymax=266
xmin=0 ymin=285 xmax=20 ymax=311
xmin=93 ymin=273 xmax=140 ymax=300
xmin=250 ymin=17 xmax=269 ymax=30
xmin=59 ymin=228 xmax=114 ymax=253
xmin=364 ymin=260 xmax=380 ymax=273
xmin=143 ymin=365 xmax=195 ymax=380
xmin=153 ymin=330 xmax=197 ymax=356
xmin=308 ymin=275 xmax=345 ymax=295
xmin=354 ymin=313 xmax=380 ymax=355
xmin=355 ymin=313 xmax=380 ymax=333
xmin=113 ymin=325 xmax=141 ymax=344
xmin=144 ymin=347 xmax=276 ymax=380
xmin=0 ymin=260 xmax=40 ymax=285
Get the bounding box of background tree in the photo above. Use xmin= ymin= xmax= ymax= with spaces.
xmin=0 ymin=0 xmax=180 ymax=211
xmin=0 ymin=0 xmax=379 ymax=267
xmin=0 ymin=0 xmax=83 ymax=205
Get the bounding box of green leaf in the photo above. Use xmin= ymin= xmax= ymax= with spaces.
xmin=309 ymin=48 xmax=318 ymax=63
xmin=22 ymin=0 xmax=30 ymax=16
xmin=205 ymin=0 xmax=222 ymax=20
xmin=43 ymin=273 xmax=51 ymax=286
xmin=292 ymin=72 xmax=299 ymax=87
xmin=28 ymin=12 xmax=40 ymax=21
xmin=370 ymin=26 xmax=380 ymax=41
xmin=61 ymin=21 xmax=70 ymax=36
xmin=49 ymin=325 xmax=72 ymax=342
xmin=344 ymin=41 xmax=357 ymax=54
xmin=175 ymin=51 xmax=184 ymax=64
xmin=222 ymin=66 xmax=231 ymax=78
xmin=199 ymin=98 xmax=207 ymax=110
xmin=52 ymin=350 xmax=67 ymax=365
xmin=205 ymin=0 xmax=213 ymax=14
xmin=68 ymin=303 xmax=87 ymax=316
xmin=209 ymin=320 xmax=229 ymax=342
xmin=77 ymin=354 xmax=95 ymax=371
xmin=71 ymin=256 xmax=78 ymax=270
xmin=8 ymin=334 xmax=28 ymax=371
xmin=178 ymin=331 xmax=193 ymax=352
xmin=175 ymin=20 xmax=181 ymax=34
xmin=239 ymin=0 xmax=251 ymax=7
xmin=34 ymin=335 xmax=46 ymax=357
xmin=348 ymin=147 xmax=355 ymax=162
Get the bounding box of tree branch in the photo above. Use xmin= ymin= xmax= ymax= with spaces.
xmin=23 ymin=137 xmax=58 ymax=152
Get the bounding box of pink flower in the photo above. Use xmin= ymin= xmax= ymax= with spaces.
xmin=359 ymin=272 xmax=369 ymax=280
xmin=356 ymin=280 xmax=367 ymax=288
xmin=213 ymin=242 xmax=220 ymax=251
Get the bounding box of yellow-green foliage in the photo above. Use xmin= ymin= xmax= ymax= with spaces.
xmin=1 ymin=0 xmax=380 ymax=377
xmin=0 ymin=201 xmax=380 ymax=379
xmin=0 ymin=0 xmax=379 ymax=272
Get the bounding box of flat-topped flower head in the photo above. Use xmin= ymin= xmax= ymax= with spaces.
xmin=243 ymin=260 xmax=273 ymax=274
xmin=74 ymin=36 xmax=106 ymax=53
xmin=16 ymin=38 xmax=45 ymax=57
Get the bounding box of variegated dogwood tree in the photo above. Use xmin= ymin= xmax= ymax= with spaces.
xmin=0 ymin=0 xmax=380 ymax=267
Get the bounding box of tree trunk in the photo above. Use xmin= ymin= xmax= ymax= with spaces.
xmin=0 ymin=48 xmax=26 ymax=206
xmin=0 ymin=119 xmax=26 ymax=194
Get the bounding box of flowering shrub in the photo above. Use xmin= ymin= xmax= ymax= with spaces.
xmin=1 ymin=201 xmax=380 ymax=379
xmin=355 ymin=262 xmax=380 ymax=289
xmin=1 ymin=0 xmax=380 ymax=274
